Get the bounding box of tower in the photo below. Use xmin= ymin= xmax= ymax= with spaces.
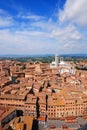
xmin=55 ymin=55 xmax=60 ymax=67
xmin=60 ymin=57 xmax=63 ymax=62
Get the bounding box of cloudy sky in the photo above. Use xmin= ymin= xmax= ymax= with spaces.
xmin=0 ymin=0 xmax=87 ymax=55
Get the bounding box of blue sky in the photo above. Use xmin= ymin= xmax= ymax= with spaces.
xmin=0 ymin=0 xmax=87 ymax=55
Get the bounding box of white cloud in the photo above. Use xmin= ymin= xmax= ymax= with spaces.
xmin=21 ymin=14 xmax=45 ymax=21
xmin=0 ymin=9 xmax=13 ymax=27
xmin=0 ymin=22 xmax=83 ymax=55
xmin=0 ymin=7 xmax=86 ymax=54
xmin=59 ymin=0 xmax=87 ymax=26
xmin=17 ymin=12 xmax=46 ymax=22
xmin=31 ymin=20 xmax=55 ymax=31
xmin=15 ymin=30 xmax=50 ymax=38
xmin=52 ymin=24 xmax=81 ymax=41
xmin=0 ymin=17 xmax=13 ymax=27
xmin=0 ymin=29 xmax=55 ymax=54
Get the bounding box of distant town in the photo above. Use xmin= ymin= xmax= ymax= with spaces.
xmin=0 ymin=55 xmax=87 ymax=130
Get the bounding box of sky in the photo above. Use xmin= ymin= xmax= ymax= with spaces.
xmin=0 ymin=0 xmax=87 ymax=55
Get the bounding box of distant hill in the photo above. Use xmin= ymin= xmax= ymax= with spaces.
xmin=0 ymin=54 xmax=87 ymax=58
